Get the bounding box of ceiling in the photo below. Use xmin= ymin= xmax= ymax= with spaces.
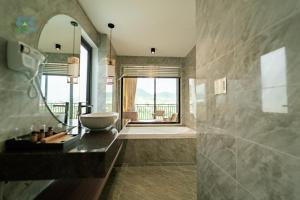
xmin=78 ymin=0 xmax=195 ymax=57
xmin=39 ymin=15 xmax=81 ymax=54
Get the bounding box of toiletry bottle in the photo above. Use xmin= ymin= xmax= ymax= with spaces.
xmin=31 ymin=131 xmax=38 ymax=143
xmin=48 ymin=127 xmax=53 ymax=136
xmin=39 ymin=129 xmax=45 ymax=141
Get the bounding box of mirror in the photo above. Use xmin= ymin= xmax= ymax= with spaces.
xmin=38 ymin=14 xmax=91 ymax=126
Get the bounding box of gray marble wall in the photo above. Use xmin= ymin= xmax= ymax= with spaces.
xmin=0 ymin=0 xmax=99 ymax=199
xmin=183 ymin=47 xmax=196 ymax=129
xmin=96 ymin=33 xmax=117 ymax=112
xmin=196 ymin=0 xmax=300 ymax=199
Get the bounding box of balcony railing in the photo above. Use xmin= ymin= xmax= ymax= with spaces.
xmin=41 ymin=103 xmax=177 ymax=121
xmin=135 ymin=104 xmax=177 ymax=120
xmin=40 ymin=103 xmax=79 ymax=119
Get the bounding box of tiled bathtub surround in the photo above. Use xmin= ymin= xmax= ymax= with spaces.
xmin=119 ymin=138 xmax=196 ymax=165
xmin=196 ymin=0 xmax=300 ymax=199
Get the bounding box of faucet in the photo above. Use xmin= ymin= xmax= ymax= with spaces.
xmin=77 ymin=102 xmax=93 ymax=129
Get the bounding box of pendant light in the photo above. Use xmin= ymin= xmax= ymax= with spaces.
xmin=106 ymin=23 xmax=115 ymax=77
xmin=67 ymin=21 xmax=80 ymax=84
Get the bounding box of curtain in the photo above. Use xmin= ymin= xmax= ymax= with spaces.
xmin=123 ymin=78 xmax=137 ymax=111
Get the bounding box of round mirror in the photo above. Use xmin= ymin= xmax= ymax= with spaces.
xmin=38 ymin=14 xmax=90 ymax=126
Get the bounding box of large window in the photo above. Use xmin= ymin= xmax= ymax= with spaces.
xmin=122 ymin=77 xmax=180 ymax=124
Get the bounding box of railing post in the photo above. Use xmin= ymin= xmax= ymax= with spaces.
xmin=64 ymin=102 xmax=69 ymax=124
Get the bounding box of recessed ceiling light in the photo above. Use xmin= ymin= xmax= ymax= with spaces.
xmin=151 ymin=48 xmax=155 ymax=54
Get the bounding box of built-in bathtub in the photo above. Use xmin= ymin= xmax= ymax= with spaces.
xmin=119 ymin=126 xmax=196 ymax=139
xmin=117 ymin=126 xmax=196 ymax=166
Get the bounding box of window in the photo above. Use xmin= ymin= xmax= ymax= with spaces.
xmin=106 ymin=77 xmax=114 ymax=112
xmin=41 ymin=37 xmax=92 ymax=125
xmin=122 ymin=77 xmax=180 ymax=124
xmin=260 ymin=47 xmax=288 ymax=113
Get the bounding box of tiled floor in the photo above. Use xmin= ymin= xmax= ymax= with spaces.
xmin=100 ymin=164 xmax=196 ymax=200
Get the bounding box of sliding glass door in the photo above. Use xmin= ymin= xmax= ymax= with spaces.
xmin=73 ymin=38 xmax=92 ymax=115
xmin=122 ymin=77 xmax=180 ymax=124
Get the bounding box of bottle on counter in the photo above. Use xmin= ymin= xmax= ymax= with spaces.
xmin=39 ymin=129 xmax=45 ymax=141
xmin=47 ymin=127 xmax=54 ymax=137
xmin=31 ymin=131 xmax=38 ymax=143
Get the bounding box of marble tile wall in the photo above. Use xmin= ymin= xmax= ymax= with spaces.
xmin=183 ymin=47 xmax=197 ymax=129
xmin=0 ymin=0 xmax=99 ymax=199
xmin=196 ymin=0 xmax=300 ymax=199
xmin=96 ymin=33 xmax=117 ymax=112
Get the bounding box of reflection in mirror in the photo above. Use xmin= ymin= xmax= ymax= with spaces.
xmin=196 ymin=83 xmax=205 ymax=103
xmin=189 ymin=79 xmax=196 ymax=118
xmin=38 ymin=15 xmax=92 ymax=126
xmin=196 ymin=80 xmax=207 ymax=122
xmin=260 ymin=47 xmax=288 ymax=113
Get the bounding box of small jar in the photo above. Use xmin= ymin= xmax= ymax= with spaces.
xmin=31 ymin=131 xmax=38 ymax=143
xmin=47 ymin=127 xmax=53 ymax=136
xmin=39 ymin=129 xmax=45 ymax=141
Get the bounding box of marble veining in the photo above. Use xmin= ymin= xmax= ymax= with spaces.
xmin=196 ymin=0 xmax=300 ymax=199
xmin=118 ymin=138 xmax=196 ymax=166
xmin=100 ymin=164 xmax=196 ymax=200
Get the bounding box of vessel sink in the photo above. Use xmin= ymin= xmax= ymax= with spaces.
xmin=79 ymin=112 xmax=119 ymax=130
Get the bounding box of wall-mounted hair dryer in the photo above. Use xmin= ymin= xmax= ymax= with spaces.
xmin=7 ymin=41 xmax=45 ymax=79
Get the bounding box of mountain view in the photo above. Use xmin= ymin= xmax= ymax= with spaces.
xmin=135 ymin=88 xmax=176 ymax=104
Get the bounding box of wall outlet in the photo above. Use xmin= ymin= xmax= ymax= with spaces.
xmin=214 ymin=77 xmax=227 ymax=95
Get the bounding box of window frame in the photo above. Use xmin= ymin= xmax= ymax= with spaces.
xmin=121 ymin=76 xmax=181 ymax=125
xmin=80 ymin=37 xmax=93 ymax=113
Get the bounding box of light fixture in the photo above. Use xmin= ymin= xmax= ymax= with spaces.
xmin=106 ymin=23 xmax=115 ymax=77
xmin=67 ymin=76 xmax=78 ymax=84
xmin=67 ymin=21 xmax=80 ymax=83
xmin=55 ymin=43 xmax=61 ymax=51
xmin=106 ymin=77 xmax=114 ymax=85
xmin=151 ymin=48 xmax=155 ymax=54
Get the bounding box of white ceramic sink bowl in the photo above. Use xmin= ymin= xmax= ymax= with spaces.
xmin=79 ymin=112 xmax=119 ymax=130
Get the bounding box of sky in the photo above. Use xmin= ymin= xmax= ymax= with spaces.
xmin=136 ymin=78 xmax=177 ymax=94
xmin=42 ymin=45 xmax=88 ymax=103
xmin=135 ymin=78 xmax=178 ymax=104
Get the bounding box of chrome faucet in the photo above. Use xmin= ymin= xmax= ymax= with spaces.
xmin=77 ymin=102 xmax=93 ymax=128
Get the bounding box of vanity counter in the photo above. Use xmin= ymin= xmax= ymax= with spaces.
xmin=0 ymin=127 xmax=123 ymax=181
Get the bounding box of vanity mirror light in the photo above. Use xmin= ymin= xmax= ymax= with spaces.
xmin=38 ymin=14 xmax=93 ymax=126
